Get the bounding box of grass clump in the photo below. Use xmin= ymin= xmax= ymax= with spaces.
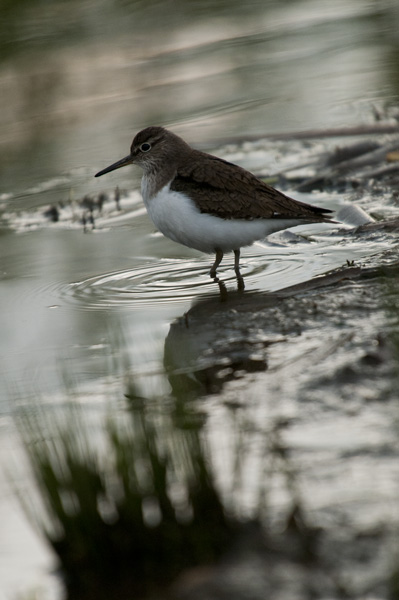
xmin=19 ymin=401 xmax=237 ymax=600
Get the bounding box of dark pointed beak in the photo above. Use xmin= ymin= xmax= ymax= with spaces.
xmin=95 ymin=154 xmax=134 ymax=177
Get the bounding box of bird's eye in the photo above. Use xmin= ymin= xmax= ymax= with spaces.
xmin=140 ymin=142 xmax=151 ymax=152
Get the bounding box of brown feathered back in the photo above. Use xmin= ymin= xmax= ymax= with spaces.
xmin=172 ymin=150 xmax=332 ymax=221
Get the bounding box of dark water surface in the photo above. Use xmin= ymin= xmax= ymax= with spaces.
xmin=1 ymin=0 xmax=399 ymax=597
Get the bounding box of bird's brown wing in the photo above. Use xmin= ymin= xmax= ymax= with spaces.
xmin=171 ymin=150 xmax=333 ymax=221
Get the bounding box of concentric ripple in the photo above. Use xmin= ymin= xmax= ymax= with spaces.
xmin=63 ymin=252 xmax=303 ymax=310
xmin=61 ymin=232 xmax=380 ymax=311
xmin=27 ymin=228 xmax=392 ymax=313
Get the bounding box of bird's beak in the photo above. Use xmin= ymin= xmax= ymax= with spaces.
xmin=95 ymin=154 xmax=134 ymax=177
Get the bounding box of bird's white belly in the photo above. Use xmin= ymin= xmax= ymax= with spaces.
xmin=142 ymin=182 xmax=302 ymax=254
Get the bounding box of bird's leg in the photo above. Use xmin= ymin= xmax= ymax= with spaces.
xmin=234 ymin=249 xmax=245 ymax=291
xmin=233 ymin=249 xmax=241 ymax=276
xmin=210 ymin=248 xmax=223 ymax=278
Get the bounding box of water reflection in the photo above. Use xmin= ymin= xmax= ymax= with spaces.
xmin=164 ymin=289 xmax=272 ymax=397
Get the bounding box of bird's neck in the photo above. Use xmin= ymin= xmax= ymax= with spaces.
xmin=140 ymin=149 xmax=190 ymax=201
xmin=140 ymin=144 xmax=195 ymax=201
xmin=141 ymin=168 xmax=174 ymax=202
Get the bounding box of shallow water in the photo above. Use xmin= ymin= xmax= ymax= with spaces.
xmin=1 ymin=0 xmax=399 ymax=597
xmin=0 ymin=186 xmax=391 ymax=402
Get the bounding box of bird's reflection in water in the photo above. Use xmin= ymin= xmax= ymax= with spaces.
xmin=212 ymin=273 xmax=245 ymax=301
xmin=212 ymin=276 xmax=228 ymax=301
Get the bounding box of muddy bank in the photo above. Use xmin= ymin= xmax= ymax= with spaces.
xmin=163 ymin=222 xmax=399 ymax=599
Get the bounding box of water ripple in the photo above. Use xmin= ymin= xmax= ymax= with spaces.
xmin=63 ymin=252 xmax=302 ymax=310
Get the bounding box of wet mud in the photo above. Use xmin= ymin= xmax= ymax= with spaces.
xmin=162 ymin=139 xmax=399 ymax=599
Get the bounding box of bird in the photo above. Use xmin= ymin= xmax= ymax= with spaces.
xmin=95 ymin=126 xmax=333 ymax=284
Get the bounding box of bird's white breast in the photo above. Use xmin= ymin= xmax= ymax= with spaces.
xmin=141 ymin=179 xmax=303 ymax=254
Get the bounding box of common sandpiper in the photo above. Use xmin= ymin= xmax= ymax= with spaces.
xmin=95 ymin=126 xmax=333 ymax=286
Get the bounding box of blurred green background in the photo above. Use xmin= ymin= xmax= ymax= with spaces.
xmin=1 ymin=0 xmax=399 ymax=203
